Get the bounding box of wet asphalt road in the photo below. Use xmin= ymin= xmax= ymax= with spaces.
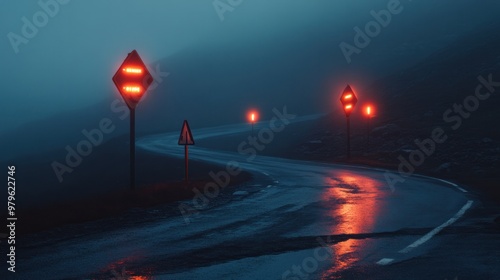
xmin=12 ymin=116 xmax=474 ymax=279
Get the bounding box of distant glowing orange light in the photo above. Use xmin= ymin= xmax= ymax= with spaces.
xmin=344 ymin=94 xmax=352 ymax=100
xmin=247 ymin=111 xmax=258 ymax=123
xmin=364 ymin=104 xmax=375 ymax=117
xmin=345 ymin=104 xmax=352 ymax=110
xmin=123 ymin=67 xmax=143 ymax=74
xmin=123 ymin=86 xmax=141 ymax=94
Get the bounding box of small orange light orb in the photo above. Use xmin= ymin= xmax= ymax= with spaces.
xmin=247 ymin=111 xmax=258 ymax=123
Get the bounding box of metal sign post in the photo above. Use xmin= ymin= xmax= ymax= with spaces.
xmin=112 ymin=50 xmax=154 ymax=190
xmin=178 ymin=120 xmax=195 ymax=184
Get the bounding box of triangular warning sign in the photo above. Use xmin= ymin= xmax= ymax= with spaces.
xmin=178 ymin=120 xmax=195 ymax=145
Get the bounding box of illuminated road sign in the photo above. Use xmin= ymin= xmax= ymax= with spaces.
xmin=112 ymin=50 xmax=154 ymax=190
xmin=112 ymin=50 xmax=154 ymax=110
xmin=340 ymin=85 xmax=358 ymax=117
xmin=339 ymin=85 xmax=358 ymax=159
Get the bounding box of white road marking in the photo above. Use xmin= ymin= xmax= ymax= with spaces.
xmin=262 ymin=172 xmax=270 ymax=176
xmin=436 ymin=179 xmax=458 ymax=187
xmin=398 ymin=200 xmax=473 ymax=253
xmin=435 ymin=178 xmax=468 ymax=192
xmin=454 ymin=185 xmax=467 ymax=193
xmin=377 ymin=200 xmax=473 ymax=264
xmin=418 ymin=175 xmax=468 ymax=193
xmin=376 ymin=258 xmax=394 ymax=265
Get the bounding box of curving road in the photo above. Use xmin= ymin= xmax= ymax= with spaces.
xmin=15 ymin=116 xmax=473 ymax=279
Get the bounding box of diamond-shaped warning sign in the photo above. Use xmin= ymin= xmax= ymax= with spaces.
xmin=112 ymin=50 xmax=154 ymax=109
xmin=340 ymin=85 xmax=358 ymax=117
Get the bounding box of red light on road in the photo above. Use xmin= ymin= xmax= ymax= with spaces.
xmin=363 ymin=104 xmax=375 ymax=117
xmin=123 ymin=67 xmax=143 ymax=74
xmin=345 ymin=104 xmax=352 ymax=110
xmin=248 ymin=111 xmax=258 ymax=123
xmin=344 ymin=94 xmax=353 ymax=100
xmin=248 ymin=110 xmax=258 ymax=135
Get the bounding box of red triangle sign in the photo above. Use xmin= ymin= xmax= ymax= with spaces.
xmin=112 ymin=50 xmax=154 ymax=110
xmin=178 ymin=120 xmax=195 ymax=145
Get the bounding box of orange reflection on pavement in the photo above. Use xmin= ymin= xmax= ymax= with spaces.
xmin=322 ymin=170 xmax=382 ymax=274
xmin=129 ymin=276 xmax=149 ymax=280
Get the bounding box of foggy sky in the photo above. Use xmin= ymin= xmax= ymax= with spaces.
xmin=1 ymin=0 xmax=499 ymax=132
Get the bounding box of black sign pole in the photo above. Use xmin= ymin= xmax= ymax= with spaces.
xmin=367 ymin=117 xmax=370 ymax=154
xmin=346 ymin=116 xmax=351 ymax=160
xmin=185 ymin=130 xmax=189 ymax=184
xmin=130 ymin=108 xmax=136 ymax=191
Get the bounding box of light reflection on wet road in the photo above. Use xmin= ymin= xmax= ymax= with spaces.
xmin=15 ymin=117 xmax=470 ymax=279
xmin=321 ymin=171 xmax=382 ymax=275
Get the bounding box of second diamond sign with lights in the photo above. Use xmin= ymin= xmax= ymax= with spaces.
xmin=340 ymin=85 xmax=358 ymax=117
xmin=340 ymin=85 xmax=358 ymax=159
